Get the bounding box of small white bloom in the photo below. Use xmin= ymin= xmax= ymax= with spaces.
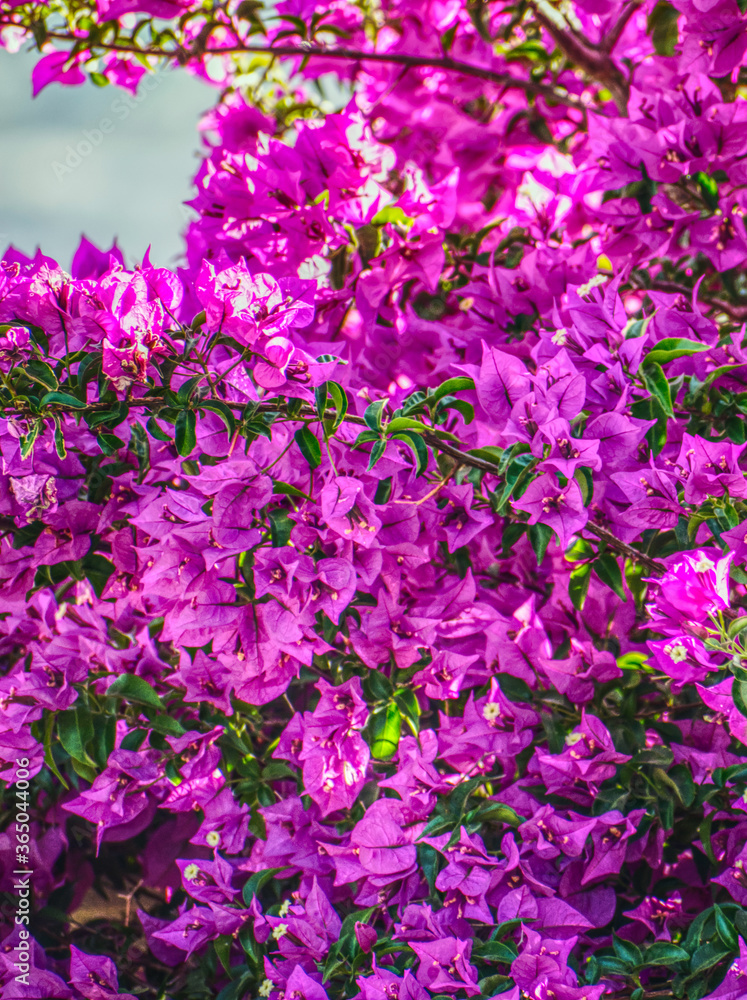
xmin=551 ymin=328 xmax=568 ymax=346
xmin=184 ymin=864 xmax=201 ymax=881
xmin=259 ymin=979 xmax=274 ymax=997
xmin=694 ymin=555 xmax=715 ymax=573
xmin=482 ymin=702 xmax=501 ymax=721
xmin=663 ymin=642 xmax=688 ymax=664
xmin=565 ymin=732 xmax=584 ymax=746
xmin=278 ymin=899 xmax=291 ymax=917
xmin=272 ymin=923 xmax=289 ymax=940
xmin=206 ymin=831 xmax=221 ymax=848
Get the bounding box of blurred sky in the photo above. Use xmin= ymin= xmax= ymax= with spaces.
xmin=0 ymin=48 xmax=215 ymax=270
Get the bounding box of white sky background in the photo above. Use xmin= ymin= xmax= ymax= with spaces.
xmin=0 ymin=48 xmax=215 ymax=269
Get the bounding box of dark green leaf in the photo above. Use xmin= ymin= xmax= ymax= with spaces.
xmin=177 ymin=375 xmax=204 ymax=405
xmin=315 ymin=382 xmax=329 ymax=420
xmin=632 ymin=746 xmax=674 ymax=767
xmin=23 ymin=358 xmax=58 ymax=391
xmin=392 ymin=430 xmax=429 ymax=476
xmin=200 ymin=400 xmax=236 ymax=440
xmin=497 ymin=674 xmax=533 ymax=703
xmin=272 ymin=480 xmax=313 ymax=501
xmin=107 ymin=674 xmax=164 ymax=709
xmin=528 ymin=522 xmax=553 ymax=566
xmin=269 ymin=508 xmax=293 ymax=547
xmin=294 ymin=426 xmax=322 ymax=469
xmin=97 ymin=433 xmax=125 ymax=456
xmin=594 ymin=553 xmax=626 ymax=600
xmin=374 ymin=477 xmax=393 ymax=504
xmin=368 ymin=438 xmax=387 ymax=470
xmin=690 ymin=943 xmax=731 ymax=975
xmin=174 ymin=409 xmax=197 ymax=456
xmin=242 ymin=866 xmax=290 ymax=906
xmin=328 ymin=381 xmax=348 ymax=432
xmin=146 ymin=415 xmax=173 ymax=442
xmin=474 ymin=940 xmax=518 ymax=963
xmin=57 ymin=705 xmax=95 ymax=763
xmin=40 ymin=390 xmax=87 ymax=409
xmin=613 ymin=935 xmax=643 ymax=968
xmin=714 ymin=905 xmax=739 ymax=952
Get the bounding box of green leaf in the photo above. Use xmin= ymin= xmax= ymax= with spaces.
xmin=368 ymin=439 xmax=387 ymax=470
xmin=733 ymin=679 xmax=747 ymax=719
xmin=363 ymin=399 xmax=387 ymax=432
xmin=392 ymin=430 xmax=429 ymax=476
xmin=528 ymin=522 xmax=553 ymax=566
xmin=369 ymin=702 xmax=402 ymax=759
xmin=394 ymin=689 xmax=421 ymax=734
xmin=477 ymin=975 xmax=515 ymax=996
xmin=294 ymin=426 xmax=322 ymax=469
xmin=386 ymin=416 xmax=430 ymax=434
xmin=417 ymin=842 xmax=442 ymax=895
xmin=574 ymin=465 xmax=594 ymax=506
xmin=213 ymin=935 xmax=233 ymax=977
xmin=315 ymin=382 xmax=329 ymax=420
xmin=642 ymin=338 xmax=709 ymax=366
xmin=269 ymin=508 xmax=293 ymax=547
xmin=23 ymin=358 xmax=58 ymax=391
xmin=57 ymin=705 xmax=95 ymax=764
xmin=53 ymin=418 xmax=67 ymax=459
xmin=83 ymin=553 xmax=115 ymax=598
xmin=690 ymin=942 xmax=731 ymax=975
xmin=569 ymin=561 xmax=592 ymax=610
xmin=437 ymin=397 xmax=474 ymax=424
xmin=129 ymin=422 xmax=150 ymax=482
xmin=328 ymin=381 xmax=348 ymax=432
xmin=272 ymin=480 xmax=313 ymax=502
xmin=39 ymin=390 xmax=87 ymax=409
xmin=594 ymin=553 xmax=626 ymax=600
xmin=647 ymin=0 xmax=679 ymax=56
xmin=146 ymin=415 xmax=173 ymax=442
xmin=177 ymin=374 xmax=204 ymax=405
xmin=428 ymin=376 xmax=475 ymax=406
xmin=200 ymin=400 xmax=236 ymax=440
xmin=97 ymin=433 xmax=125 ymax=456
xmin=632 ymin=745 xmax=674 ymax=767
xmin=474 ymin=940 xmax=518 ymax=963
xmin=728 ymin=615 xmax=747 ymax=639
xmin=641 ymin=361 xmax=674 ymax=417
xmin=497 ymin=674 xmax=533 ymax=703
xmin=374 ymin=477 xmax=393 ymax=504
xmin=242 ymin=866 xmax=290 ymax=907
xmin=714 ymin=904 xmax=739 ymax=952
xmin=613 ymin=935 xmax=643 ymax=968
xmin=107 ymin=674 xmax=164 ymax=709
xmin=174 ymin=409 xmax=197 ymax=456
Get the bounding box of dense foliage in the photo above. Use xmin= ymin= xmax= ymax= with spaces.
xmin=4 ymin=2 xmax=747 ymax=999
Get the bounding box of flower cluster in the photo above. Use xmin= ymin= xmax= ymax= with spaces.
xmin=3 ymin=3 xmax=747 ymax=1000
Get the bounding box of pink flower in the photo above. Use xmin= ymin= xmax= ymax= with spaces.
xmin=648 ymin=549 xmax=733 ymax=628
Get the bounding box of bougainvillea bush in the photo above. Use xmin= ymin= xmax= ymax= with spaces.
xmin=7 ymin=1 xmax=747 ymax=999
